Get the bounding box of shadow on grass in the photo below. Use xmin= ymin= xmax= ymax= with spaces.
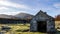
xmin=55 ymin=31 xmax=60 ymax=34
xmin=47 ymin=30 xmax=60 ymax=34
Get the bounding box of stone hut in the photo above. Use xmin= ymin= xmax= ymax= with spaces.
xmin=30 ymin=10 xmax=55 ymax=32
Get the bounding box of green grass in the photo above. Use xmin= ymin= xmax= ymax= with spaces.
xmin=0 ymin=24 xmax=46 ymax=34
xmin=0 ymin=23 xmax=60 ymax=34
xmin=15 ymin=32 xmax=45 ymax=34
xmin=0 ymin=21 xmax=59 ymax=34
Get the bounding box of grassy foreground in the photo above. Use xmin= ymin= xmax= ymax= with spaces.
xmin=0 ymin=24 xmax=46 ymax=34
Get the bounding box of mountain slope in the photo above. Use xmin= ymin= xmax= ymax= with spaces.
xmin=0 ymin=14 xmax=17 ymax=19
xmin=14 ymin=13 xmax=34 ymax=20
xmin=0 ymin=13 xmax=34 ymax=20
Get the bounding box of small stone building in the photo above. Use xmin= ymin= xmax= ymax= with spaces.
xmin=30 ymin=10 xmax=55 ymax=32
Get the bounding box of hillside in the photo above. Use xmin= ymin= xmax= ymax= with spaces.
xmin=0 ymin=13 xmax=34 ymax=21
xmin=14 ymin=13 xmax=34 ymax=20
xmin=0 ymin=14 xmax=18 ymax=19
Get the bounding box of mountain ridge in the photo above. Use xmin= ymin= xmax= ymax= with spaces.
xmin=0 ymin=13 xmax=34 ymax=20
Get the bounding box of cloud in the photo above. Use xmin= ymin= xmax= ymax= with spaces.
xmin=0 ymin=0 xmax=31 ymax=15
xmin=0 ymin=0 xmax=30 ymax=9
xmin=0 ymin=7 xmax=9 ymax=10
xmin=53 ymin=3 xmax=60 ymax=8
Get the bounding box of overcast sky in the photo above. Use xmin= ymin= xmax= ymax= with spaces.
xmin=0 ymin=0 xmax=60 ymax=17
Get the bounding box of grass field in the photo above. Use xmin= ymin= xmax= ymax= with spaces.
xmin=0 ymin=24 xmax=46 ymax=34
xmin=55 ymin=21 xmax=60 ymax=28
xmin=0 ymin=21 xmax=59 ymax=34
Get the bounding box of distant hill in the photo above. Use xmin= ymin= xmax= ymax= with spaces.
xmin=0 ymin=14 xmax=18 ymax=19
xmin=14 ymin=13 xmax=34 ymax=20
xmin=0 ymin=13 xmax=34 ymax=24
xmin=0 ymin=13 xmax=34 ymax=20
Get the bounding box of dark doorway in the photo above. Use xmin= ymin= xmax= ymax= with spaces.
xmin=37 ymin=21 xmax=46 ymax=32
